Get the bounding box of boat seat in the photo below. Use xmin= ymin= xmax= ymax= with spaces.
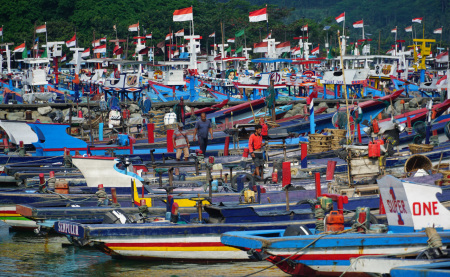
xmin=154 ymin=168 xmax=169 ymax=174
xmin=283 ymin=224 xmax=312 ymax=236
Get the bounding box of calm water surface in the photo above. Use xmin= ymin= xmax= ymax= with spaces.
xmin=0 ymin=223 xmax=286 ymax=277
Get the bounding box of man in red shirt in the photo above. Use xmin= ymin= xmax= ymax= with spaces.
xmin=259 ymin=117 xmax=268 ymax=139
xmin=249 ymin=125 xmax=266 ymax=177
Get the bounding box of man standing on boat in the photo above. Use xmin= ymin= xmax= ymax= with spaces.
xmin=259 ymin=117 xmax=269 ymax=140
xmin=193 ymin=112 xmax=213 ymax=155
xmin=173 ymin=123 xmax=190 ymax=161
xmin=249 ymin=125 xmax=266 ymax=178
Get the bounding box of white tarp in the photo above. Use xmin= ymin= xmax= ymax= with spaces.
xmin=0 ymin=120 xmax=39 ymax=145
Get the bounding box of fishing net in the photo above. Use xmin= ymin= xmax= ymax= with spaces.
xmin=412 ymin=121 xmax=426 ymax=144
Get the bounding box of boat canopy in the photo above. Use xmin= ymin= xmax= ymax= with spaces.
xmin=0 ymin=120 xmax=39 ymax=145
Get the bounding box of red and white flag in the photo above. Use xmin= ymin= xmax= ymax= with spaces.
xmin=165 ymin=33 xmax=172 ymax=41
xmin=14 ymin=42 xmax=26 ymax=52
xmin=0 ymin=27 xmax=3 ymax=36
xmin=128 ymin=23 xmax=139 ymax=32
xmin=36 ymin=24 xmax=46 ymax=33
xmin=301 ymin=25 xmax=308 ymax=32
xmin=405 ymin=26 xmax=413 ymax=32
xmin=92 ymin=39 xmax=101 ymax=47
xmin=353 ymin=20 xmax=363 ymax=28
xmin=391 ymin=27 xmax=397 ymax=33
xmin=94 ymin=44 xmax=106 ymax=54
xmin=412 ymin=17 xmax=422 ymax=23
xmin=249 ymin=7 xmax=267 ymax=22
xmin=291 ymin=47 xmax=301 ymax=55
xmin=146 ymin=33 xmax=152 ymax=39
xmin=32 ymin=43 xmax=38 ymax=50
xmin=100 ymin=37 xmax=107 ymax=42
xmin=209 ymin=32 xmax=215 ymax=38
xmin=335 ymin=12 xmax=345 ymax=23
xmin=265 ymin=32 xmax=271 ymax=40
xmin=61 ymin=54 xmax=67 ymax=62
xmin=253 ymin=41 xmax=268 ymax=53
xmin=227 ymin=38 xmax=235 ymax=43
xmin=81 ymin=48 xmax=90 ymax=58
xmin=434 ymin=27 xmax=443 ymax=34
xmin=113 ymin=45 xmax=123 ymax=55
xmin=311 ymin=46 xmax=319 ymax=55
xmin=173 ymin=7 xmax=193 ymax=22
xmin=275 ymin=41 xmax=290 ymax=53
xmin=66 ymin=34 xmax=76 ymax=47
xmin=175 ymin=29 xmax=184 ymax=37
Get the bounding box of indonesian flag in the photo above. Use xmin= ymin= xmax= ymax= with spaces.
xmin=335 ymin=12 xmax=345 ymax=23
xmin=14 ymin=42 xmax=26 ymax=52
xmin=100 ymin=37 xmax=107 ymax=42
xmin=227 ymin=38 xmax=235 ymax=43
xmin=265 ymin=32 xmax=271 ymax=40
xmin=405 ymin=26 xmax=413 ymax=32
xmin=113 ymin=45 xmax=123 ymax=55
xmin=391 ymin=27 xmax=397 ymax=33
xmin=175 ymin=29 xmax=184 ymax=37
xmin=128 ymin=23 xmax=139 ymax=32
xmin=253 ymin=41 xmax=268 ymax=53
xmin=94 ymin=44 xmax=106 ymax=54
xmin=0 ymin=27 xmax=3 ymax=36
xmin=249 ymin=7 xmax=267 ymax=22
xmin=209 ymin=32 xmax=215 ymax=38
xmin=276 ymin=41 xmax=290 ymax=53
xmin=353 ymin=20 xmax=363 ymax=28
xmin=165 ymin=33 xmax=172 ymax=41
xmin=32 ymin=43 xmax=38 ymax=50
xmin=173 ymin=49 xmax=180 ymax=56
xmin=61 ymin=54 xmax=67 ymax=62
xmin=36 ymin=24 xmax=46 ymax=33
xmin=92 ymin=39 xmax=101 ymax=47
xmin=81 ymin=48 xmax=90 ymax=58
xmin=292 ymin=47 xmax=301 ymax=55
xmin=146 ymin=33 xmax=152 ymax=39
xmin=301 ymin=25 xmax=308 ymax=32
xmin=66 ymin=34 xmax=76 ymax=47
xmin=434 ymin=27 xmax=443 ymax=34
xmin=173 ymin=7 xmax=193 ymax=22
xmin=311 ymin=46 xmax=319 ymax=55
xmin=412 ymin=17 xmax=422 ymax=23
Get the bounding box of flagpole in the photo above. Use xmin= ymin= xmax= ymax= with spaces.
xmin=422 ymin=18 xmax=425 ymax=39
xmin=395 ymin=26 xmax=397 ymax=55
xmin=45 ymin=22 xmax=48 ymax=59
xmin=266 ymin=4 xmax=269 ymax=36
xmin=33 ymin=22 xmax=36 ymax=58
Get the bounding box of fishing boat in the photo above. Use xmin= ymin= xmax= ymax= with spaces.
xmin=220 ymin=175 xmax=450 ymax=276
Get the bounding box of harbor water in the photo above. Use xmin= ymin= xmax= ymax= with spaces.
xmin=0 ymin=222 xmax=286 ymax=277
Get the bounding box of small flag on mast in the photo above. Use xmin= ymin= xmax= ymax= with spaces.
xmin=209 ymin=32 xmax=215 ymax=38
xmin=66 ymin=34 xmax=76 ymax=47
xmin=128 ymin=23 xmax=139 ymax=32
xmin=173 ymin=7 xmax=193 ymax=22
xmin=434 ymin=27 xmax=443 ymax=34
xmin=353 ymin=20 xmax=364 ymax=28
xmin=35 ymin=24 xmax=46 ymax=33
xmin=412 ymin=17 xmax=423 ymax=23
xmin=405 ymin=26 xmax=413 ymax=32
xmin=335 ymin=12 xmax=345 ymax=23
xmin=249 ymin=7 xmax=267 ymax=22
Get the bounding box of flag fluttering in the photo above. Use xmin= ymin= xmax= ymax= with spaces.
xmin=335 ymin=12 xmax=345 ymax=23
xmin=249 ymin=7 xmax=267 ymax=22
xmin=173 ymin=7 xmax=193 ymax=22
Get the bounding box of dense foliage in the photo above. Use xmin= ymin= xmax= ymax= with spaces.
xmin=0 ymin=0 xmax=447 ymax=60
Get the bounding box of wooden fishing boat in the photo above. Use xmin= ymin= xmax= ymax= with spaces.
xmin=220 ymin=175 xmax=450 ymax=276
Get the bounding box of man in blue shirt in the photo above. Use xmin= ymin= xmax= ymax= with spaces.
xmin=193 ymin=112 xmax=213 ymax=155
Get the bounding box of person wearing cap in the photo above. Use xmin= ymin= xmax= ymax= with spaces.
xmin=249 ymin=124 xmax=266 ymax=178
xmin=173 ymin=122 xmax=190 ymax=161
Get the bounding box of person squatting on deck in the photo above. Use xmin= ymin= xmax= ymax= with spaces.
xmin=193 ymin=112 xmax=213 ymax=155
xmin=173 ymin=122 xmax=190 ymax=161
xmin=249 ymin=124 xmax=266 ymax=178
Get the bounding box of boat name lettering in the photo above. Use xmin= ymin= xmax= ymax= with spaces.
xmin=412 ymin=201 xmax=439 ymax=216
xmin=386 ymin=199 xmax=407 ymax=214
xmin=58 ymin=222 xmax=79 ymax=236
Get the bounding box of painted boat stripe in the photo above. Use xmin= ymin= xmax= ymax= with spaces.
xmin=108 ymin=246 xmax=239 ymax=252
xmin=106 ymin=242 xmax=223 ymax=247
